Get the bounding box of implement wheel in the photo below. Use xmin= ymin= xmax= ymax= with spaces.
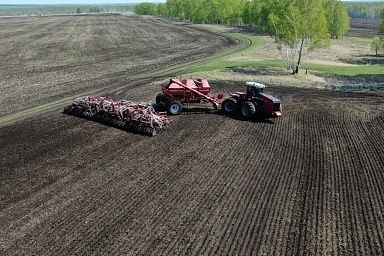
xmin=221 ymin=98 xmax=238 ymax=115
xmin=167 ymin=100 xmax=182 ymax=115
xmin=240 ymin=101 xmax=256 ymax=120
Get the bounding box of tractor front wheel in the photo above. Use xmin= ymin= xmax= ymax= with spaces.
xmin=167 ymin=100 xmax=182 ymax=115
xmin=222 ymin=98 xmax=238 ymax=115
xmin=240 ymin=101 xmax=256 ymax=120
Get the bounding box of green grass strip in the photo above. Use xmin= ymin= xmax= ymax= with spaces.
xmin=0 ymin=100 xmax=73 ymax=124
xmin=181 ymin=34 xmax=264 ymax=73
xmin=187 ymin=55 xmax=383 ymax=77
xmin=244 ymin=59 xmax=384 ymax=76
xmin=184 ymin=24 xmax=384 ymax=77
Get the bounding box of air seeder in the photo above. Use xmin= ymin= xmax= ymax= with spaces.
xmin=63 ymin=78 xmax=281 ymax=136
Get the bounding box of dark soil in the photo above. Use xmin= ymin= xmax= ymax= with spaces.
xmin=347 ymin=18 xmax=380 ymax=38
xmin=0 ymin=14 xmax=236 ymax=117
xmin=1 ymin=15 xmax=384 ymax=256
xmin=1 ymin=80 xmax=384 ymax=255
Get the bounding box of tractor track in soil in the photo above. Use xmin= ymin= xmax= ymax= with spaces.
xmin=1 ymin=15 xmax=384 ymax=256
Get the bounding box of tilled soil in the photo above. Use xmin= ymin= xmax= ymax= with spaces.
xmin=1 ymin=15 xmax=384 ymax=256
xmin=0 ymin=14 xmax=236 ymax=117
xmin=347 ymin=18 xmax=380 ymax=38
xmin=1 ymin=81 xmax=384 ymax=255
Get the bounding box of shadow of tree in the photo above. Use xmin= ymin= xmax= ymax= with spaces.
xmin=323 ymin=73 xmax=384 ymax=91
xmin=340 ymin=55 xmax=384 ymax=65
xmin=229 ymin=67 xmax=283 ymax=76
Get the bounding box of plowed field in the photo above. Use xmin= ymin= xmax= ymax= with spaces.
xmin=347 ymin=18 xmax=380 ymax=38
xmin=1 ymin=14 xmax=384 ymax=255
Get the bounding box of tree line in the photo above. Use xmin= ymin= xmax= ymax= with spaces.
xmin=344 ymin=2 xmax=384 ymax=20
xmin=135 ymin=0 xmax=350 ymax=74
xmin=0 ymin=5 xmax=134 ymax=16
xmin=371 ymin=9 xmax=384 ymax=56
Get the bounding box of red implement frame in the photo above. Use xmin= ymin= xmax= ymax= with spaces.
xmin=170 ymin=78 xmax=222 ymax=109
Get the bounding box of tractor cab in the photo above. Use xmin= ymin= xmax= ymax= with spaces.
xmin=245 ymin=82 xmax=265 ymax=97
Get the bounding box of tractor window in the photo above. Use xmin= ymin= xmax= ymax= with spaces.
xmin=247 ymin=86 xmax=257 ymax=97
xmin=194 ymin=80 xmax=202 ymax=87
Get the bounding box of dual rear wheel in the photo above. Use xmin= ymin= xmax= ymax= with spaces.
xmin=222 ymin=98 xmax=259 ymax=120
xmin=221 ymin=98 xmax=238 ymax=115
xmin=240 ymin=101 xmax=256 ymax=120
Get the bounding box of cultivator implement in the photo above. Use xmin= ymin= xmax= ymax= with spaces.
xmin=63 ymin=96 xmax=172 ymax=136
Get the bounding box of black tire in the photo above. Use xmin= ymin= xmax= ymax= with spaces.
xmin=167 ymin=100 xmax=182 ymax=115
xmin=63 ymin=105 xmax=73 ymax=114
xmin=156 ymin=93 xmax=164 ymax=104
xmin=221 ymin=98 xmax=238 ymax=115
xmin=240 ymin=101 xmax=256 ymax=120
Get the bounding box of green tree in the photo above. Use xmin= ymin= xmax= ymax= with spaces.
xmin=204 ymin=0 xmax=245 ymax=25
xmin=157 ymin=3 xmax=168 ymax=16
xmin=134 ymin=2 xmax=157 ymax=15
xmin=371 ymin=37 xmax=383 ymax=56
xmin=90 ymin=7 xmax=102 ymax=13
xmin=206 ymin=0 xmax=223 ymax=24
xmin=166 ymin=0 xmax=185 ymax=20
xmin=345 ymin=2 xmax=384 ymax=19
xmin=225 ymin=0 xmax=247 ymax=25
xmin=268 ymin=0 xmax=329 ymax=74
xmin=188 ymin=0 xmax=208 ymax=23
xmin=324 ymin=0 xmax=350 ymax=39
xmin=380 ymin=9 xmax=384 ymax=37
xmin=242 ymin=0 xmax=262 ymax=27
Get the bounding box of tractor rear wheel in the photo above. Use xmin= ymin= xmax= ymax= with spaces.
xmin=222 ymin=98 xmax=238 ymax=115
xmin=167 ymin=100 xmax=182 ymax=115
xmin=240 ymin=101 xmax=256 ymax=120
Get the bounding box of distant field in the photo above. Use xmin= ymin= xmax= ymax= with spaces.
xmin=0 ymin=14 xmax=235 ymax=117
xmin=0 ymin=4 xmax=134 ymax=16
xmin=347 ymin=18 xmax=380 ymax=38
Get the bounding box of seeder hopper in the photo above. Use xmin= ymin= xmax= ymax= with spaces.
xmin=155 ymin=77 xmax=223 ymax=115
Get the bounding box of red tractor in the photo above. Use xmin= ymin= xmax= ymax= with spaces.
xmin=221 ymin=82 xmax=282 ymax=120
xmin=155 ymin=77 xmax=223 ymax=115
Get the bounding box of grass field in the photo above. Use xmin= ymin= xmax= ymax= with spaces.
xmin=182 ymin=21 xmax=383 ymax=90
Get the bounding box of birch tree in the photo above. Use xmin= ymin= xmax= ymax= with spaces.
xmin=268 ymin=0 xmax=329 ymax=74
xmin=324 ymin=0 xmax=350 ymax=39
